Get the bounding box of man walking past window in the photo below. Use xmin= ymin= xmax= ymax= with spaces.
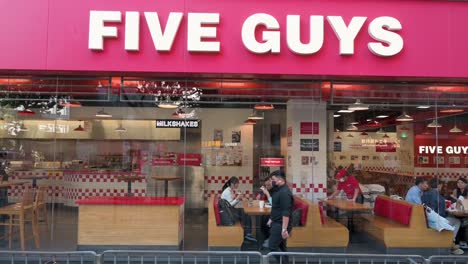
xmin=268 ymin=170 xmax=293 ymax=263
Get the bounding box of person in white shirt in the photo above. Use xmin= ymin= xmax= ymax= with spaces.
xmin=220 ymin=177 xmax=256 ymax=242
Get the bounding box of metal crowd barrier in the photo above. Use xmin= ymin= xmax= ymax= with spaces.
xmin=0 ymin=251 xmax=98 ymax=264
xmin=264 ymin=252 xmax=427 ymax=264
xmin=1 ymin=251 xmax=468 ymax=264
xmin=100 ymin=250 xmax=263 ymax=264
xmin=428 ymin=255 xmax=468 ymax=264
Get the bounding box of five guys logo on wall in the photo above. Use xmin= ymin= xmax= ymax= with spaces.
xmin=88 ymin=11 xmax=403 ymax=57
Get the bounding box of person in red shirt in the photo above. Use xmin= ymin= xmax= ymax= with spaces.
xmin=327 ymin=168 xmax=363 ymax=203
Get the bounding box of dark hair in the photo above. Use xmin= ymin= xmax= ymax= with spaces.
xmin=262 ymin=175 xmax=272 ymax=182
xmin=429 ymin=178 xmax=441 ymax=189
xmin=270 ymin=170 xmax=286 ymax=180
xmin=415 ymin=177 xmax=427 ymax=186
xmin=457 ymin=178 xmax=467 ymax=184
xmin=222 ymin=177 xmax=239 ymax=192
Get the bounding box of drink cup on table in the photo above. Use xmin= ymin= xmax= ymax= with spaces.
xmin=259 ymin=200 xmax=265 ymax=208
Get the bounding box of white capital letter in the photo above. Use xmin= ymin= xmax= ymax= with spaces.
xmin=418 ymin=146 xmax=425 ymax=154
xmin=242 ymin=13 xmax=280 ymax=54
xmin=187 ymin=13 xmax=220 ymax=52
xmin=368 ymin=16 xmax=403 ymax=57
xmin=145 ymin=12 xmax=183 ymax=52
xmin=327 ymin=16 xmax=367 ymax=55
xmin=287 ymin=15 xmax=324 ymax=55
xmin=89 ymin=11 xmax=122 ymax=50
xmin=125 ymin=12 xmax=140 ymax=51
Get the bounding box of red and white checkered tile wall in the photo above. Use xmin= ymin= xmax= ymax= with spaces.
xmin=204 ymin=175 xmax=254 ymax=200
xmin=7 ymin=171 xmax=147 ymax=206
xmin=415 ymin=169 xmax=468 ymax=181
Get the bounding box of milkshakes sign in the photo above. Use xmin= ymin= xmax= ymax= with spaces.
xmin=89 ymin=12 xmax=403 ymax=57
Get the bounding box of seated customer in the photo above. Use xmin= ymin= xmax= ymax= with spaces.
xmin=220 ymin=176 xmax=256 ymax=242
xmin=405 ymin=177 xmax=428 ymax=204
xmin=450 ymin=178 xmax=468 ymax=202
xmin=327 ymin=167 xmax=363 ymax=203
xmin=422 ymin=178 xmax=463 ymax=255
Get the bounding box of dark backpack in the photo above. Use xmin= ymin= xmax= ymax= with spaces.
xmin=218 ymin=199 xmax=237 ymax=226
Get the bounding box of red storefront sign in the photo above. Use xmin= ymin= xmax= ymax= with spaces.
xmin=152 ymin=158 xmax=175 ymax=166
xmin=177 ymin=153 xmax=202 ymax=166
xmin=1 ymin=0 xmax=468 ymax=78
xmin=376 ymin=143 xmax=397 ymax=153
xmin=300 ymin=122 xmax=319 ymax=135
xmin=260 ymin=158 xmax=285 ymax=167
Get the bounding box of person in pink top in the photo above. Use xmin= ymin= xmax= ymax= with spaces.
xmin=328 ymin=166 xmax=363 ymax=203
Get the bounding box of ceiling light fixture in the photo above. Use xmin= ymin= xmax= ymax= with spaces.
xmin=115 ymin=124 xmax=127 ymax=132
xmin=427 ymin=120 xmax=442 ymax=128
xmin=337 ymin=109 xmax=354 ymax=113
xmin=254 ymin=103 xmax=274 ymax=110
xmin=350 ymin=122 xmax=359 ymax=125
xmin=376 ymin=115 xmax=389 ymax=119
xmin=335 ymin=135 xmax=342 ymax=140
xmin=417 ymin=105 xmax=431 ymax=109
xmin=74 ymin=120 xmax=85 ymax=132
xmin=158 ymin=96 xmax=180 ymax=109
xmin=360 ymin=132 xmax=369 ymax=136
xmin=383 ymin=133 xmax=390 ymax=138
xmin=248 ymin=110 xmax=264 ymax=120
xmin=348 ymin=99 xmax=369 ymax=111
xmin=95 ymin=109 xmax=112 ymax=118
xmin=243 ymin=119 xmax=257 ymax=125
xmin=449 ymin=125 xmax=462 ymax=133
xmin=346 ymin=124 xmax=359 ymax=131
xmin=347 ymin=133 xmax=354 ymax=138
xmin=396 ymin=112 xmax=414 ymax=122
xmin=333 ymin=114 xmax=341 ymax=118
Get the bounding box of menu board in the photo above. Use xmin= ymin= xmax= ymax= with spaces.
xmin=203 ymin=145 xmax=243 ymax=166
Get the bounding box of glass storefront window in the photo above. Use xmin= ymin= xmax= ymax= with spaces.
xmin=0 ymin=77 xmax=466 ymax=255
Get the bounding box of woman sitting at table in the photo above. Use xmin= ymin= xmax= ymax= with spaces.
xmin=450 ymin=178 xmax=468 ymax=202
xmin=220 ymin=177 xmax=256 ymax=242
xmin=327 ymin=166 xmax=363 ymax=203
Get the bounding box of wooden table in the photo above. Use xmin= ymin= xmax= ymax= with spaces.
xmin=322 ymin=198 xmax=371 ymax=233
xmin=152 ymin=176 xmax=181 ymax=197
xmin=243 ymin=200 xmax=271 ymax=215
xmin=114 ymin=174 xmax=145 ymax=197
xmin=448 ymin=210 xmax=468 ymax=218
xmin=243 ymin=200 xmax=271 ymax=239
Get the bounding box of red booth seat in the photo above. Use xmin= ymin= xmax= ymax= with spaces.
xmin=361 ymin=195 xmax=452 ymax=249
xmin=293 ymin=197 xmax=309 ymax=226
xmin=373 ymin=196 xmax=412 ymax=225
xmin=289 ymin=196 xmax=349 ymax=248
xmin=208 ymin=196 xmax=243 ymax=249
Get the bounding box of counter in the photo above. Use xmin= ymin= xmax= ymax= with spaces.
xmin=76 ymin=197 xmax=184 ymax=249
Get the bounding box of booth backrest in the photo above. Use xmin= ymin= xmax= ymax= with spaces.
xmin=213 ymin=195 xmax=221 ymax=225
xmin=293 ymin=197 xmax=309 ymax=226
xmin=317 ymin=202 xmax=325 ymax=225
xmin=374 ymin=196 xmax=412 ymax=226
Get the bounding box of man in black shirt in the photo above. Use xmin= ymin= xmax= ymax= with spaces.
xmin=268 ymin=170 xmax=293 ymax=263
